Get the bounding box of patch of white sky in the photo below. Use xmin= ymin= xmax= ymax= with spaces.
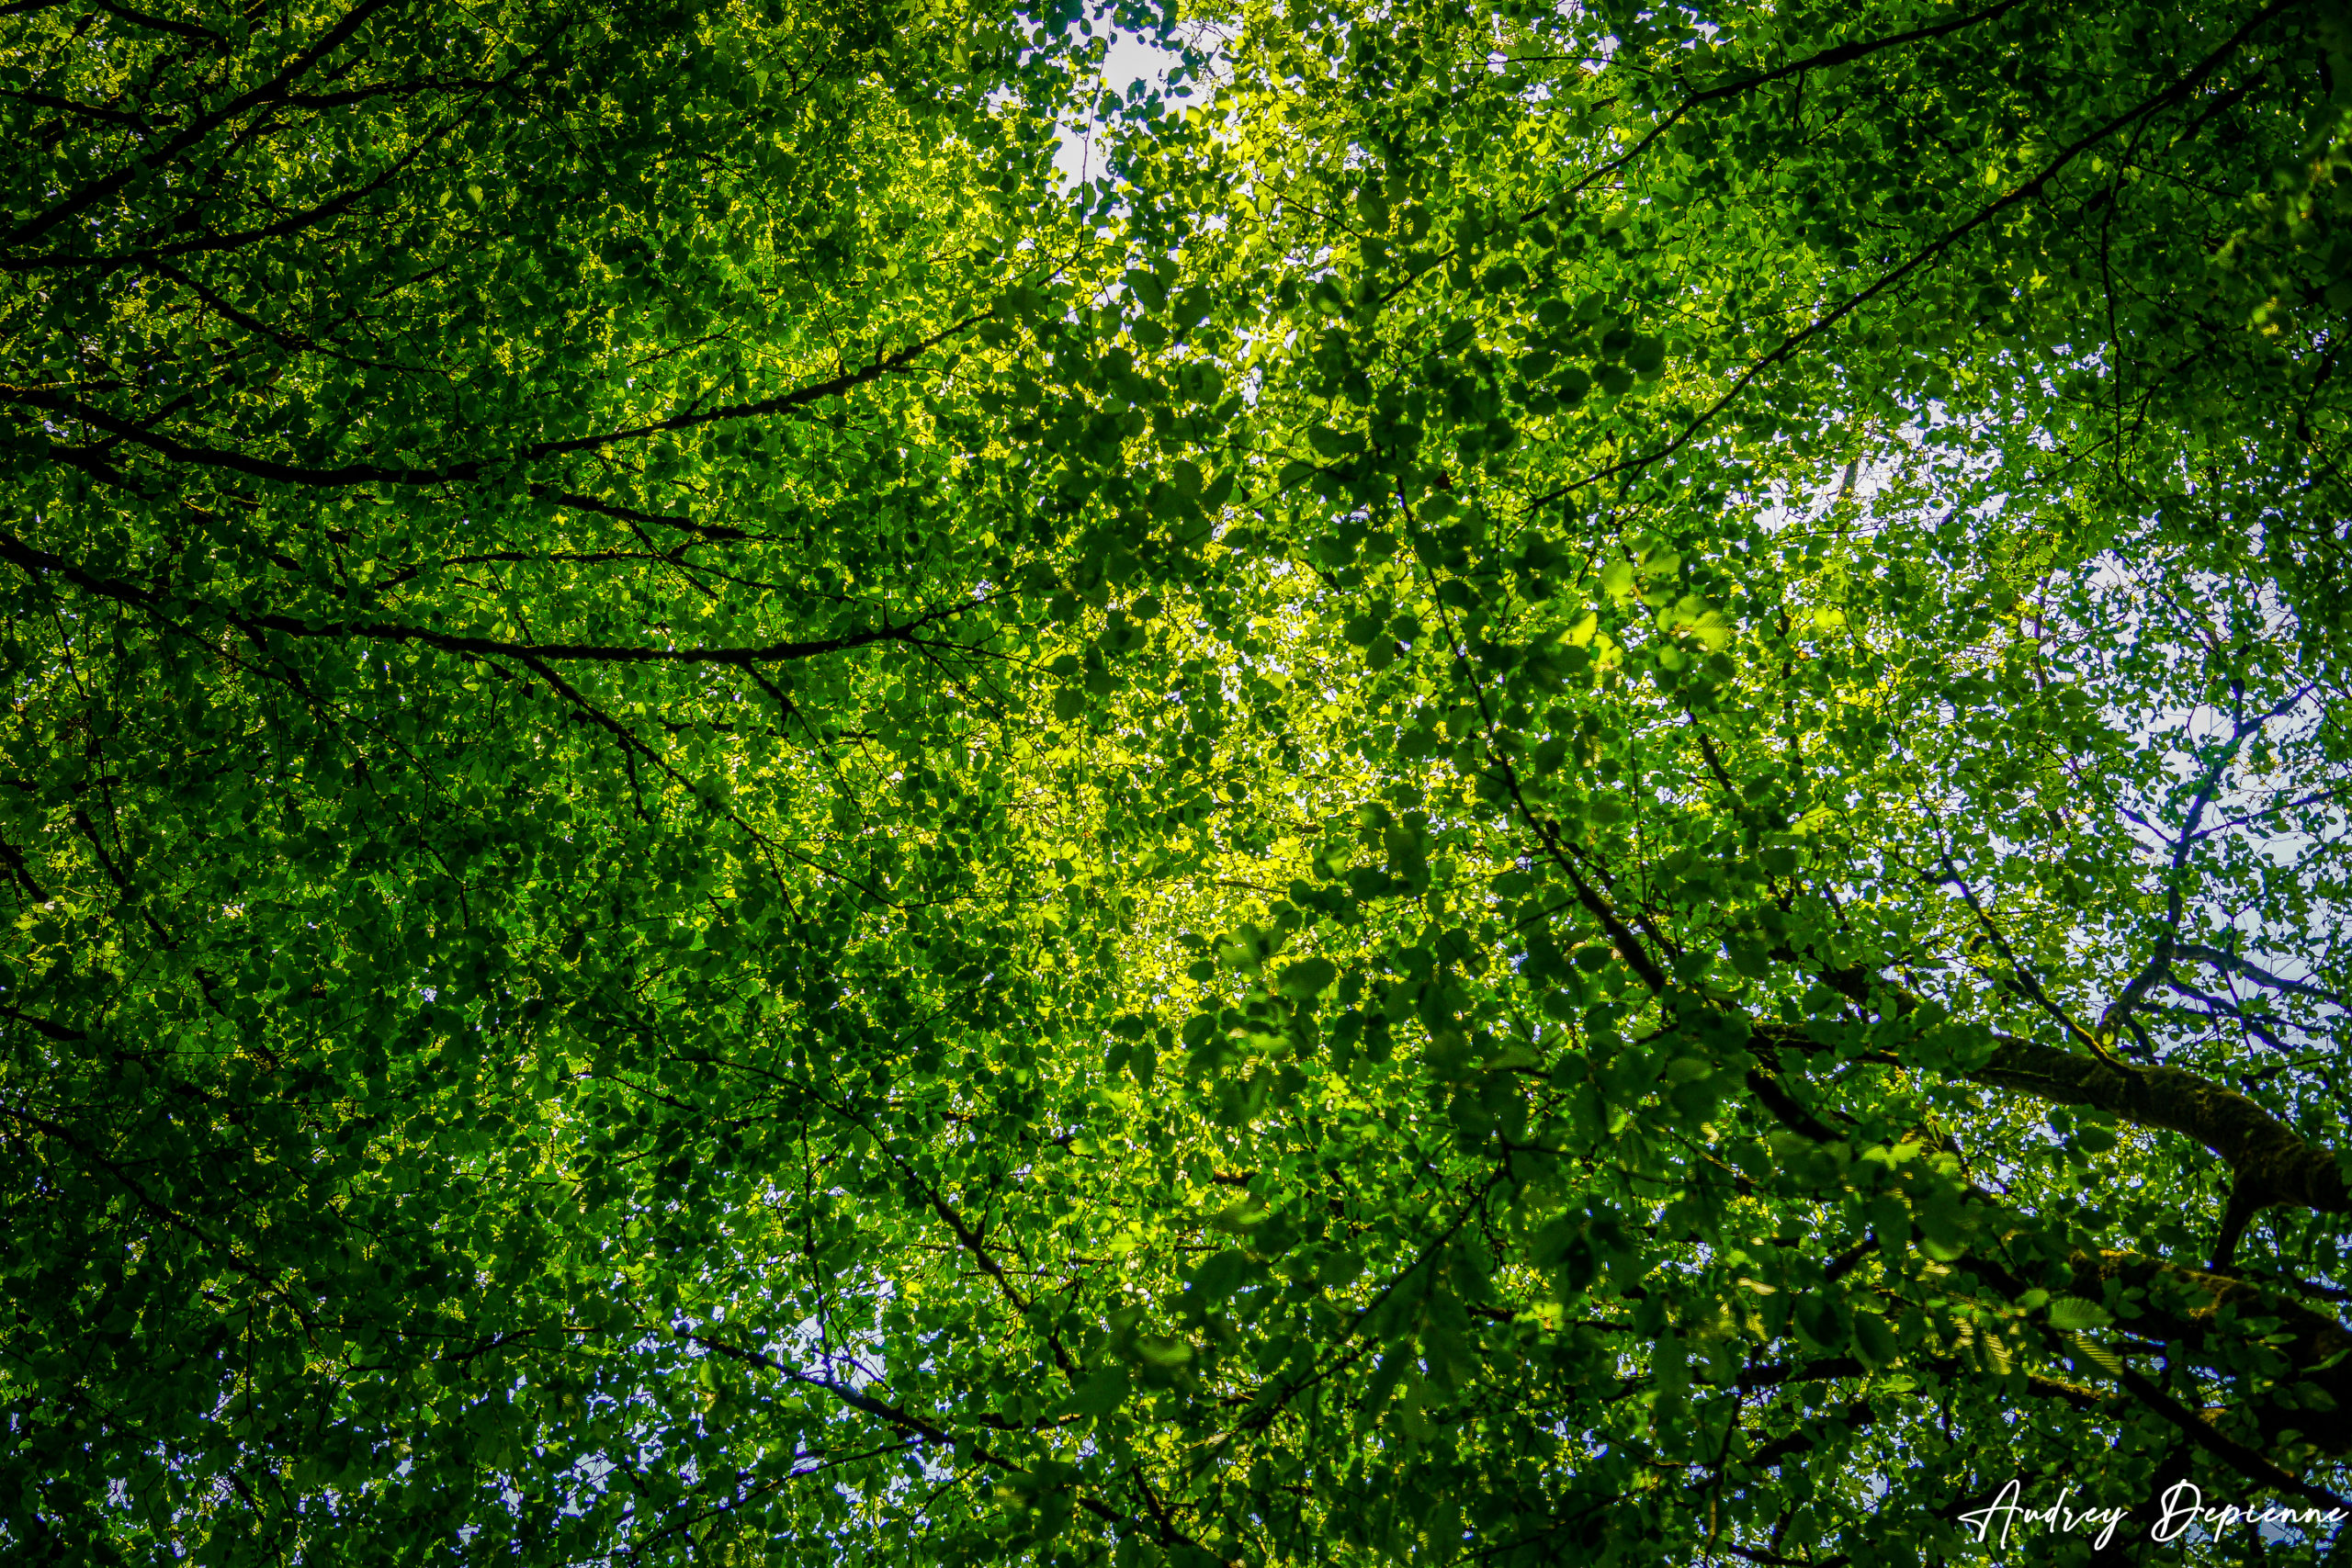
xmin=1050 ymin=28 xmax=1190 ymax=192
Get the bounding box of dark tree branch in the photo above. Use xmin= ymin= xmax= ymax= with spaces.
xmin=0 ymin=0 xmax=407 ymax=252
xmin=1535 ymin=0 xmax=2318 ymax=503
xmin=0 ymin=525 xmax=987 ymax=671
xmin=1971 ymin=1036 xmax=2352 ymax=1218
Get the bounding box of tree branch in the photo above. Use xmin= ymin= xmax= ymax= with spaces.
xmin=1970 ymin=1036 xmax=2351 ymax=1217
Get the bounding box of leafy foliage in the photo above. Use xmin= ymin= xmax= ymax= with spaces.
xmin=3 ymin=0 xmax=2351 ymax=1562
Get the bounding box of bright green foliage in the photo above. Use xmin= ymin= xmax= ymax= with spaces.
xmin=4 ymin=0 xmax=2351 ymax=1563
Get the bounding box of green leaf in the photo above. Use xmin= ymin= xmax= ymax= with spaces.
xmin=1068 ymin=1359 xmax=1132 ymax=1415
xmin=1316 ymin=1250 xmax=1365 ymax=1290
xmin=1126 ymin=270 xmax=1170 ymax=314
xmin=1129 ymin=1334 xmax=1194 ymax=1370
xmin=1795 ymin=1295 xmax=1846 ymax=1351
xmin=1275 ymin=956 xmax=1338 ymax=998
xmin=1853 ymin=1311 xmax=1900 ymax=1369
xmin=1306 ymin=426 xmax=1361 ymax=459
xmin=2045 ymin=1297 xmax=2115 ymax=1331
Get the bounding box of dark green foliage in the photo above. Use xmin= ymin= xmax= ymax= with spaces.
xmin=4 ymin=0 xmax=2351 ymax=1562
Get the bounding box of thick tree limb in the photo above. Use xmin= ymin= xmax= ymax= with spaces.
xmin=1971 ymin=1036 xmax=2351 ymax=1216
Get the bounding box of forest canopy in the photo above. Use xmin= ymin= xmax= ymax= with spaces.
xmin=2 ymin=0 xmax=2350 ymax=1562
